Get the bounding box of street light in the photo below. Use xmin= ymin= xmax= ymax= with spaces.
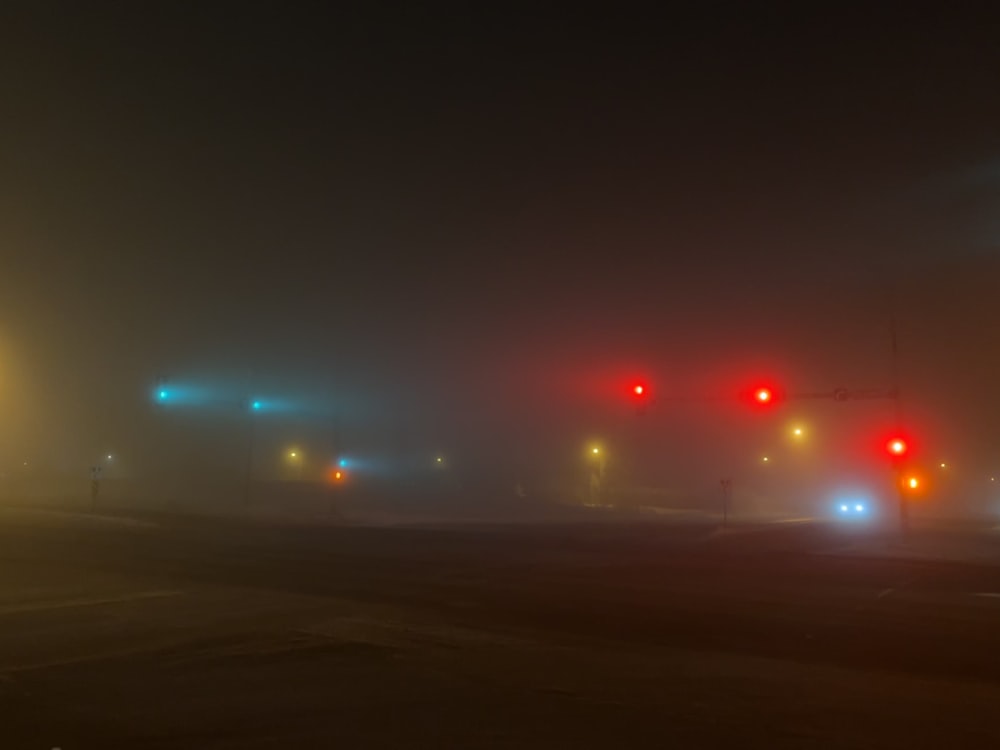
xmin=586 ymin=444 xmax=605 ymax=506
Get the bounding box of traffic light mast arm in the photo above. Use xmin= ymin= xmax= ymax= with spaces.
xmin=622 ymin=386 xmax=899 ymax=404
xmin=790 ymin=387 xmax=899 ymax=402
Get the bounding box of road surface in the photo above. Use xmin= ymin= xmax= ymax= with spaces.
xmin=2 ymin=508 xmax=1000 ymax=748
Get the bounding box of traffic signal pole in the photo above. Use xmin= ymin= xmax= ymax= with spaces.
xmin=889 ymin=315 xmax=909 ymax=538
xmin=897 ymin=472 xmax=910 ymax=536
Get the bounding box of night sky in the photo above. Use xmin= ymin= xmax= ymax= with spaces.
xmin=1 ymin=5 xmax=999 ymax=503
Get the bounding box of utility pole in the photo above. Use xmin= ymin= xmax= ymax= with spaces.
xmin=90 ymin=465 xmax=102 ymax=511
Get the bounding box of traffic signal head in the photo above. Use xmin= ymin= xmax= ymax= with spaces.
xmin=630 ymin=382 xmax=650 ymax=400
xmin=886 ymin=437 xmax=908 ymax=457
xmin=899 ymin=473 xmax=924 ymax=495
xmin=630 ymin=381 xmax=650 ymax=414
xmin=743 ymin=382 xmax=783 ymax=409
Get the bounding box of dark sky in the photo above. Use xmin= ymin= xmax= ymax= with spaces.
xmin=1 ymin=4 xmax=999 ymax=495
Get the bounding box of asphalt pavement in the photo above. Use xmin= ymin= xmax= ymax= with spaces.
xmin=2 ymin=508 xmax=1000 ymax=748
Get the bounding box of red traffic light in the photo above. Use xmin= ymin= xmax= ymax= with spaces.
xmin=629 ymin=381 xmax=651 ymax=401
xmin=743 ymin=382 xmax=783 ymax=408
xmin=886 ymin=437 xmax=908 ymax=457
xmin=629 ymin=381 xmax=651 ymax=415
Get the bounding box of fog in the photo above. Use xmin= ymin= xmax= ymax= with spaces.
xmin=1 ymin=6 xmax=998 ymax=519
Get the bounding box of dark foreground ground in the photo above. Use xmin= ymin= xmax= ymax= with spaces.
xmin=2 ymin=509 xmax=1000 ymax=749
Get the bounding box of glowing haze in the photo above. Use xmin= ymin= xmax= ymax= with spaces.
xmin=0 ymin=6 xmax=998 ymax=513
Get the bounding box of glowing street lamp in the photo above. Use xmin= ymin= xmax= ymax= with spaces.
xmin=586 ymin=444 xmax=606 ymax=506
